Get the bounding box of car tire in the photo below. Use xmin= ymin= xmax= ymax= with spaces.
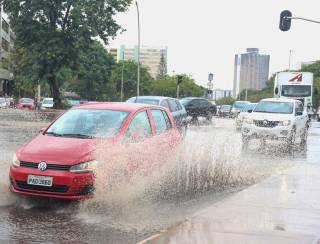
xmin=242 ymin=135 xmax=249 ymax=150
xmin=286 ymin=127 xmax=296 ymax=150
xmin=206 ymin=111 xmax=213 ymax=121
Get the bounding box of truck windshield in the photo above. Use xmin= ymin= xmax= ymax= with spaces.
xmin=254 ymin=101 xmax=293 ymax=114
xmin=281 ymin=85 xmax=311 ymax=97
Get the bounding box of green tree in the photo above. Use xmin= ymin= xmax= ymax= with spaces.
xmin=156 ymin=53 xmax=167 ymax=80
xmin=149 ymin=75 xmax=205 ymax=98
xmin=215 ymin=96 xmax=235 ymax=105
xmin=68 ymin=41 xmax=115 ymax=101
xmin=2 ymin=0 xmax=132 ymax=108
xmin=111 ymin=60 xmax=153 ymax=100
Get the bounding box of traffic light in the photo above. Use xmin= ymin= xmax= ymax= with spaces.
xmin=177 ymin=75 xmax=183 ymax=85
xmin=279 ymin=10 xmax=292 ymax=31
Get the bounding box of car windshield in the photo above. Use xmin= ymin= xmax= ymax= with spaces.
xmin=221 ymin=105 xmax=231 ymax=109
xmin=180 ymin=98 xmax=192 ymax=106
xmin=254 ymin=101 xmax=293 ymax=114
xmin=46 ymin=109 xmax=128 ymax=139
xmin=42 ymin=99 xmax=53 ymax=104
xmin=241 ymin=103 xmax=257 ymax=112
xmin=130 ymin=98 xmax=160 ymax=105
xmin=281 ymin=85 xmax=311 ymax=97
xmin=20 ymin=99 xmax=33 ymax=103
xmin=233 ymin=101 xmax=250 ymax=109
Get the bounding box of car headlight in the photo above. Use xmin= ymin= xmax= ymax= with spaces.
xmin=70 ymin=160 xmax=98 ymax=173
xmin=244 ymin=118 xmax=253 ymax=124
xmin=280 ymin=120 xmax=291 ymax=126
xmin=12 ymin=154 xmax=20 ymax=167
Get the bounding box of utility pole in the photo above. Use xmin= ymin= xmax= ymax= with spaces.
xmin=120 ymin=52 xmax=125 ymax=102
xmin=135 ymin=1 xmax=141 ymax=98
xmin=177 ymin=75 xmax=183 ymax=98
xmin=288 ymin=49 xmax=293 ymax=70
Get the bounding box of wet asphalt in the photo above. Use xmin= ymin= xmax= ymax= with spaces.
xmin=0 ymin=110 xmax=312 ymax=244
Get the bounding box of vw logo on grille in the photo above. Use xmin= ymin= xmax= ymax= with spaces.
xmin=263 ymin=120 xmax=268 ymax=126
xmin=38 ymin=161 xmax=47 ymax=171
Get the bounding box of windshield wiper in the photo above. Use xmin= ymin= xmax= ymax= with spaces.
xmin=59 ymin=133 xmax=94 ymax=139
xmin=45 ymin=132 xmax=63 ymax=137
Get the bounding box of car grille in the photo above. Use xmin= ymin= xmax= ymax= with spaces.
xmin=254 ymin=120 xmax=279 ymax=128
xmin=20 ymin=162 xmax=71 ymax=171
xmin=15 ymin=181 xmax=69 ymax=193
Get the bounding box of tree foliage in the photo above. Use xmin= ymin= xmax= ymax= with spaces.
xmin=149 ymin=75 xmax=205 ymax=98
xmin=215 ymin=96 xmax=235 ymax=105
xmin=111 ymin=60 xmax=153 ymax=100
xmin=2 ymin=0 xmax=132 ymax=107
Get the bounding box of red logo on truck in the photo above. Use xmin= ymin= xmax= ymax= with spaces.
xmin=289 ymin=73 xmax=303 ymax=82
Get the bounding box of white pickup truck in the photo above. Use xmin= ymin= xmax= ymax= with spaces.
xmin=242 ymin=98 xmax=309 ymax=149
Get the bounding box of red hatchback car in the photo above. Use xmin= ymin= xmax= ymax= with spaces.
xmin=17 ymin=98 xmax=36 ymax=110
xmin=9 ymin=103 xmax=181 ymax=200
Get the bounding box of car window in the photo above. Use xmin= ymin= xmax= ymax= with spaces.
xmin=168 ymin=99 xmax=180 ymax=112
xmin=295 ymin=101 xmax=303 ymax=114
xmin=199 ymin=99 xmax=210 ymax=107
xmin=176 ymin=101 xmax=183 ymax=110
xmin=192 ymin=99 xmax=201 ymax=106
xmin=151 ymin=110 xmax=170 ymax=134
xmin=162 ymin=110 xmax=172 ymax=129
xmin=126 ymin=111 xmax=152 ymax=137
xmin=160 ymin=99 xmax=170 ymax=110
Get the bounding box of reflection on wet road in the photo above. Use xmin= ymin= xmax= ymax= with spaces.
xmin=0 ymin=110 xmax=314 ymax=244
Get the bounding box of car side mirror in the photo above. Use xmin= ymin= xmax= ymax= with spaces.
xmin=247 ymin=109 xmax=253 ymax=113
xmin=295 ymin=111 xmax=303 ymax=116
xmin=39 ymin=127 xmax=47 ymax=134
xmin=274 ymin=87 xmax=279 ymax=95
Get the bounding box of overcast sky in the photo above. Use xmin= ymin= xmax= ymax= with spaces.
xmin=109 ymin=0 xmax=320 ymax=90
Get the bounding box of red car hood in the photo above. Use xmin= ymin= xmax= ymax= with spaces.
xmin=18 ymin=134 xmax=98 ymax=165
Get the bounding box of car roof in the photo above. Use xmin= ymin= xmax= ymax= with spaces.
xmin=72 ymin=102 xmax=160 ymax=112
xmin=129 ymin=96 xmax=177 ymax=101
xmin=180 ymin=97 xmax=206 ymax=100
xmin=260 ymin=98 xmax=297 ymax=103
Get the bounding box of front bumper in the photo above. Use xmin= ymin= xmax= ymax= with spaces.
xmin=242 ymin=124 xmax=293 ymax=140
xmin=9 ymin=166 xmax=94 ymax=200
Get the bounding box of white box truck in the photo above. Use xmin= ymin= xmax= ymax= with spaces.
xmin=274 ymin=72 xmax=313 ymax=110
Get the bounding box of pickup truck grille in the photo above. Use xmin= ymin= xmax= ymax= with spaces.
xmin=254 ymin=120 xmax=279 ymax=128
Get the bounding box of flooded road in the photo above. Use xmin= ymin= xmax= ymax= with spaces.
xmin=0 ymin=110 xmax=309 ymax=244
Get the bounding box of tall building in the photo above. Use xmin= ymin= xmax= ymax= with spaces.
xmin=0 ymin=6 xmax=14 ymax=96
xmin=233 ymin=48 xmax=270 ymax=99
xmin=119 ymin=45 xmax=168 ymax=79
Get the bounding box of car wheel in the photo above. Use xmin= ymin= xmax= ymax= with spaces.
xmin=242 ymin=135 xmax=249 ymax=150
xmin=206 ymin=111 xmax=213 ymax=121
xmin=286 ymin=127 xmax=296 ymax=149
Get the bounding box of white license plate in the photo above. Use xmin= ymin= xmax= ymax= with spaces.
xmin=27 ymin=175 xmax=53 ymax=187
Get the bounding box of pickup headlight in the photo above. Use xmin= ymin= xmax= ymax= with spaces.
xmin=244 ymin=118 xmax=253 ymax=124
xmin=70 ymin=160 xmax=98 ymax=173
xmin=280 ymin=120 xmax=291 ymax=126
xmin=12 ymin=154 xmax=20 ymax=167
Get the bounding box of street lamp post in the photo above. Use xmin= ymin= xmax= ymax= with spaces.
xmin=288 ymin=49 xmax=293 ymax=70
xmin=120 ymin=52 xmax=125 ymax=102
xmin=135 ymin=1 xmax=141 ymax=98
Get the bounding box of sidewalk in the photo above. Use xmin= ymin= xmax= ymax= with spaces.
xmin=140 ymin=124 xmax=320 ymax=244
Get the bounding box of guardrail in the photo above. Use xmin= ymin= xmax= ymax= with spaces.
xmin=0 ymin=109 xmax=64 ymax=122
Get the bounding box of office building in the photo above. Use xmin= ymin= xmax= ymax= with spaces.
xmin=119 ymin=45 xmax=168 ymax=79
xmin=0 ymin=6 xmax=14 ymax=96
xmin=233 ymin=48 xmax=270 ymax=98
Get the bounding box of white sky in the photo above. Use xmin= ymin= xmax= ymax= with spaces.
xmin=109 ymin=0 xmax=320 ymax=90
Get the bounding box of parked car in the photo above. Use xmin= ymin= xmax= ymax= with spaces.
xmin=17 ymin=98 xmax=36 ymax=110
xmin=127 ymin=96 xmax=188 ymax=135
xmin=218 ymin=105 xmax=232 ymax=117
xmin=0 ymin=97 xmax=7 ymax=108
xmin=9 ymin=103 xmax=181 ymax=200
xmin=231 ymin=101 xmax=250 ymax=117
xmin=40 ymin=98 xmax=54 ymax=110
xmin=242 ymin=98 xmax=309 ymax=149
xmin=66 ymin=99 xmax=81 ymax=107
xmin=180 ymin=97 xmax=217 ymax=120
xmin=235 ymin=103 xmax=257 ymax=130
